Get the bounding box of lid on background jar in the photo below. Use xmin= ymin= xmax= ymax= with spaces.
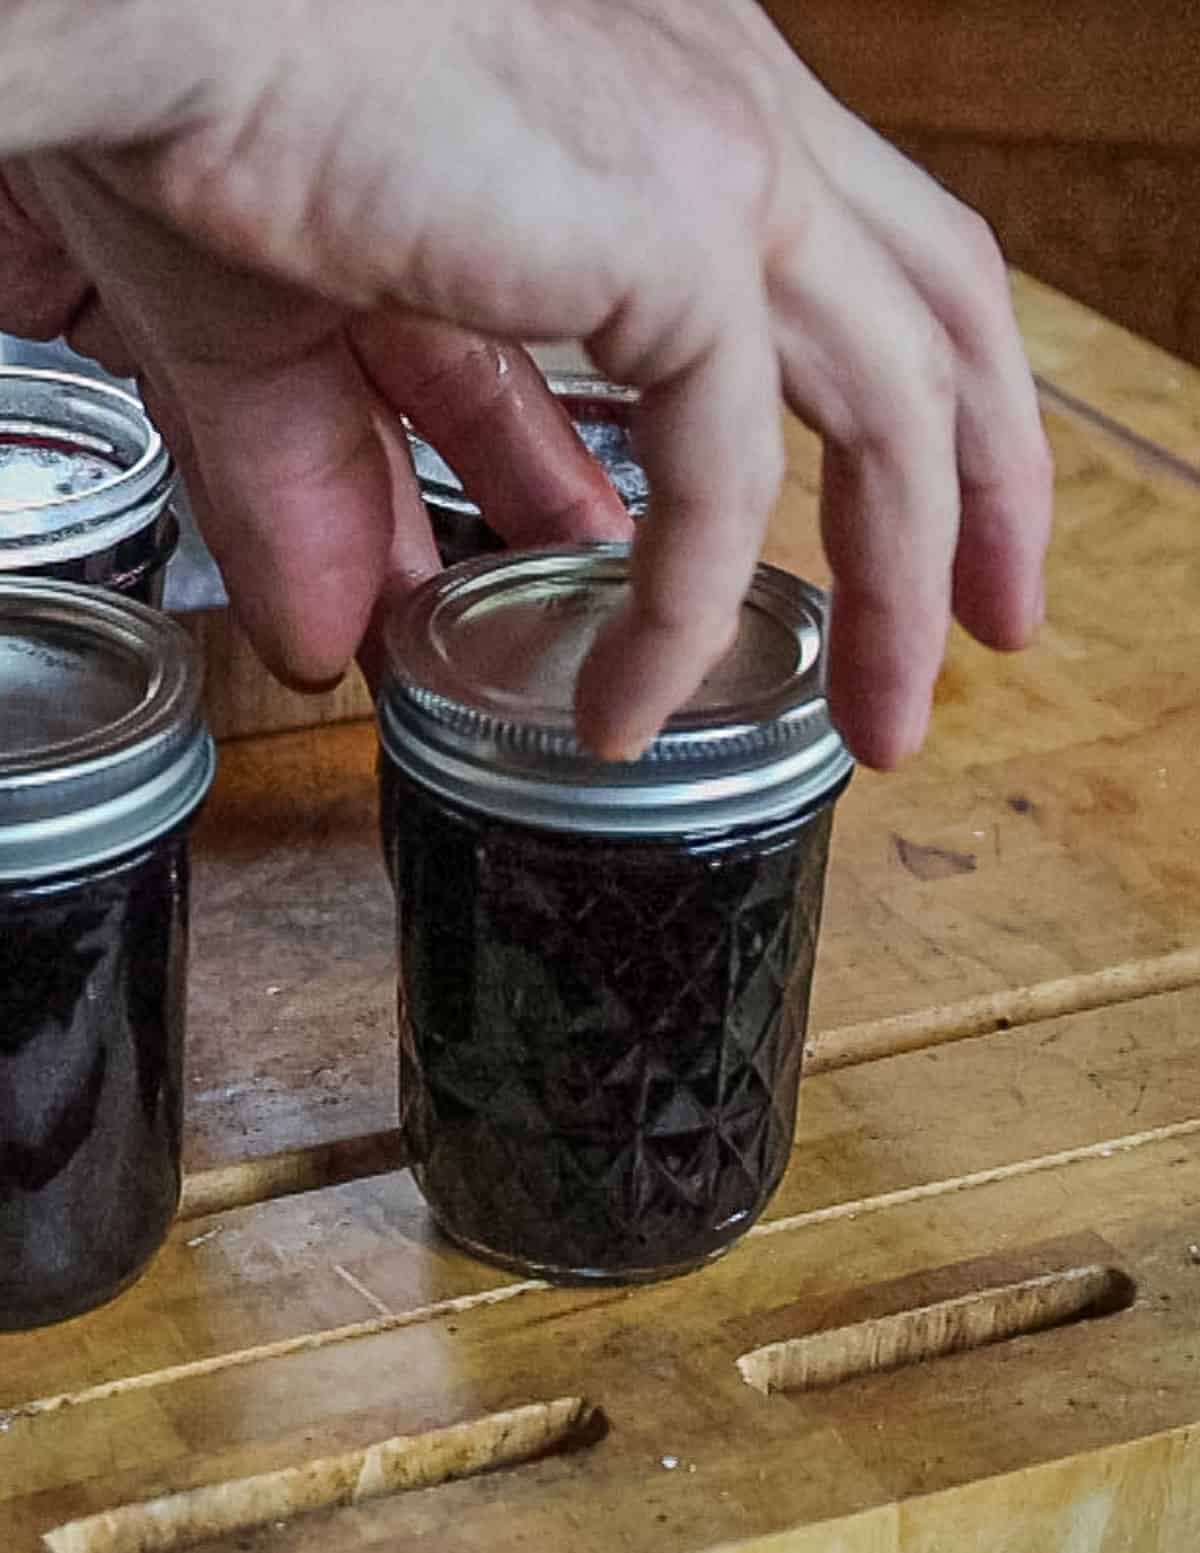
xmin=0 ymin=578 xmax=216 ymax=881
xmin=379 ymin=545 xmax=853 ymax=837
xmin=0 ymin=368 xmax=176 ymax=568
xmin=410 ymin=371 xmax=648 ymax=525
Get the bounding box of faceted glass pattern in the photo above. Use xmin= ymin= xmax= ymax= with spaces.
xmin=386 ymin=769 xmax=836 ymax=1282
xmin=0 ymin=835 xmax=188 ymax=1327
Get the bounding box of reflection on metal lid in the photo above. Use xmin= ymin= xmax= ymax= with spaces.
xmin=380 ymin=544 xmax=852 ymax=837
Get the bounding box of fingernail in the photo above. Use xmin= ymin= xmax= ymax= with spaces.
xmin=575 ymin=707 xmax=657 ymax=764
xmin=585 ymin=729 xmax=652 ymax=764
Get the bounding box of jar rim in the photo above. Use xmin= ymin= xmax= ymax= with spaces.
xmin=0 ymin=577 xmax=215 ymax=880
xmin=378 ymin=545 xmax=853 ymax=837
xmin=0 ymin=368 xmax=175 ymax=565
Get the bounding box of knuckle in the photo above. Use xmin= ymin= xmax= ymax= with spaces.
xmin=953 ymin=204 xmax=1008 ymax=291
xmin=639 ymin=591 xmax=737 ymax=651
xmin=885 ymin=327 xmax=958 ymax=429
xmin=404 ymin=341 xmax=512 ymax=430
xmin=920 ymin=327 xmax=959 ymax=409
xmin=995 ymin=418 xmax=1055 ymax=505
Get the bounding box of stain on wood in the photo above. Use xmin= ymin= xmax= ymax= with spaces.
xmin=891 ymin=835 xmax=978 ymax=881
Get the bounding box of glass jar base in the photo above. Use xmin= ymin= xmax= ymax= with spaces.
xmin=0 ymin=1239 xmax=167 ymax=1332
xmin=426 ymin=1208 xmax=740 ymax=1287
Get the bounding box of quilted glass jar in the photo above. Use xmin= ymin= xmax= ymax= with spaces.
xmin=0 ymin=579 xmax=214 ymax=1326
xmin=0 ymin=367 xmax=178 ymax=603
xmin=378 ymin=547 xmax=851 ymax=1283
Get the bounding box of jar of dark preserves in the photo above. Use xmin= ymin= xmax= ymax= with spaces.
xmin=409 ymin=372 xmax=646 ymax=567
xmin=0 ymin=367 xmax=179 ymax=605
xmin=378 ymin=546 xmax=852 ymax=1284
xmin=0 ymin=579 xmax=215 ymax=1327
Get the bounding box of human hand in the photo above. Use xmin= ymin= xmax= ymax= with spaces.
xmin=0 ymin=159 xmax=634 ymax=695
xmin=0 ymin=0 xmax=1052 ymax=767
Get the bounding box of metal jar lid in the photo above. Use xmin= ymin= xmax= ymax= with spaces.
xmin=0 ymin=578 xmax=216 ymax=881
xmin=0 ymin=368 xmax=175 ymax=569
xmin=379 ymin=545 xmax=853 ymax=837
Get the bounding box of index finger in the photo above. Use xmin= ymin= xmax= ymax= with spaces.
xmin=574 ymin=278 xmax=784 ymax=760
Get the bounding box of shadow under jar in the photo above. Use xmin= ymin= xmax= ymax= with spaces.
xmin=378 ymin=546 xmax=853 ymax=1284
xmin=0 ymin=367 xmax=179 ymax=604
xmin=0 ymin=580 xmax=215 ymax=1328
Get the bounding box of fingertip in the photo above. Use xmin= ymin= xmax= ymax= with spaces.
xmin=952 ymin=551 xmax=1046 ymax=654
xmin=574 ymin=600 xmax=735 ymax=764
xmin=234 ymin=596 xmax=360 ymax=693
xmin=274 ymin=664 xmax=349 ymax=698
xmin=831 ymin=691 xmax=930 ymax=771
xmin=573 ymin=626 xmax=659 ymax=764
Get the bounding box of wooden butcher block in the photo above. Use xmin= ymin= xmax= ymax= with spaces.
xmin=3 ymin=985 xmax=1200 ymax=1552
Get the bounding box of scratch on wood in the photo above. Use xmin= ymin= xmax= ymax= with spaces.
xmin=332 ymin=1264 xmax=393 ymax=1319
xmin=891 ymin=834 xmax=978 ymax=881
xmin=2 ymin=1278 xmax=548 ymax=1428
xmin=748 ymin=1116 xmax=1200 ymax=1243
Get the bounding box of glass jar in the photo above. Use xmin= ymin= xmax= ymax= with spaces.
xmin=0 ymin=579 xmax=215 ymax=1328
xmin=0 ymin=367 xmax=179 ymax=604
xmin=378 ymin=546 xmax=852 ymax=1284
xmin=409 ymin=373 xmax=646 ymax=567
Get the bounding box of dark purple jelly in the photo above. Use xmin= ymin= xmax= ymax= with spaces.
xmin=386 ymin=769 xmax=836 ymax=1281
xmin=378 ymin=547 xmax=852 ymax=1284
xmin=0 ymin=835 xmax=188 ymax=1327
xmin=0 ymin=578 xmax=214 ymax=1327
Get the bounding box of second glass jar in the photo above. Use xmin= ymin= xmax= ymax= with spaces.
xmin=0 ymin=367 xmax=178 ymax=603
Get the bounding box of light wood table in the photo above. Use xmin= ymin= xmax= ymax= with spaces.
xmin=3 ymin=275 xmax=1200 ymax=1550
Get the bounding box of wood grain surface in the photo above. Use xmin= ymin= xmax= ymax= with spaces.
xmin=5 ymin=992 xmax=1200 ymax=1550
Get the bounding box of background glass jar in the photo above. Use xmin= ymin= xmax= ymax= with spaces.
xmin=0 ymin=367 xmax=179 ymax=604
xmin=0 ymin=579 xmax=215 ymax=1328
xmin=378 ymin=546 xmax=853 ymax=1284
xmin=409 ymin=373 xmax=646 ymax=567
